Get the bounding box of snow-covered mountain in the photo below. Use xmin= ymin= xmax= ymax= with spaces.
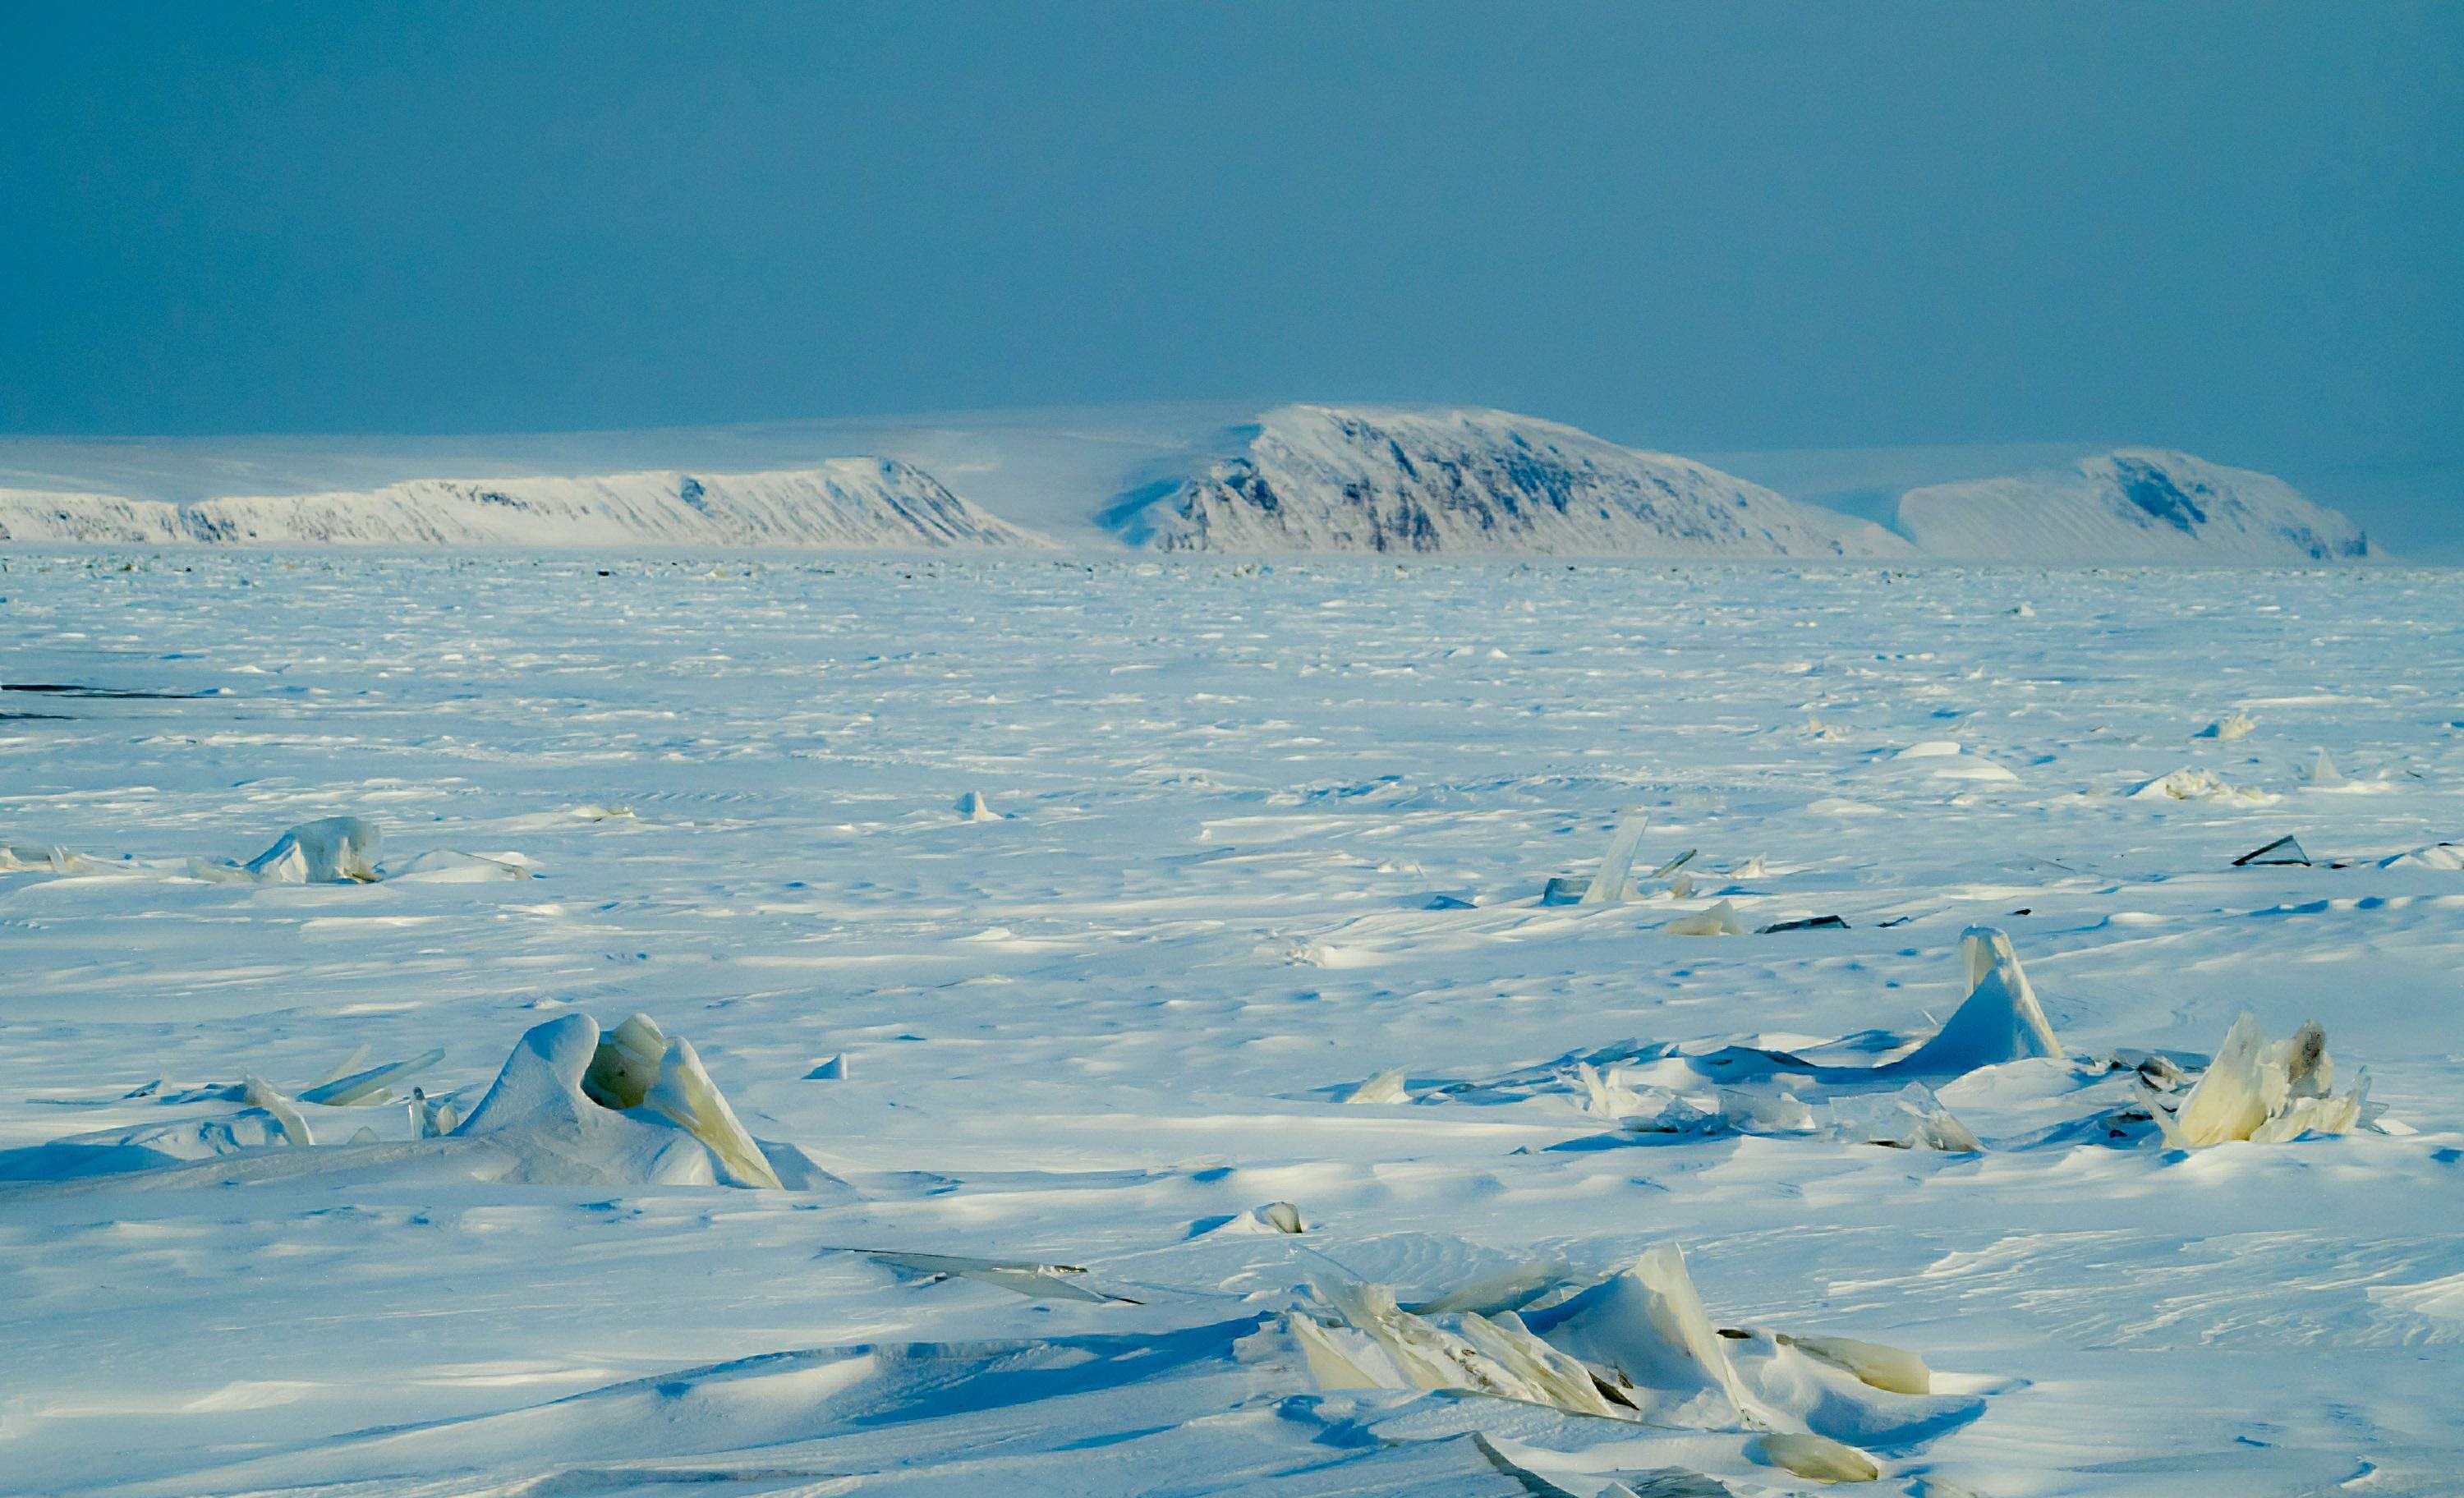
xmin=1895 ymin=449 xmax=2375 ymax=563
xmin=0 ymin=460 xmax=1049 ymax=549
xmin=1111 ymin=406 xmax=1915 ymax=557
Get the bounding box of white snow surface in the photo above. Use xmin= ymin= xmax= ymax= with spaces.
xmin=1896 ymin=448 xmax=2376 ymax=563
xmin=0 ymin=460 xmax=1046 ymax=549
xmin=1115 ymin=406 xmax=1916 ymax=556
xmin=2 ymin=552 xmax=2462 ymax=1496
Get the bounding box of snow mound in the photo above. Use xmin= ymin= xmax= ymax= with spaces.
xmin=1119 ymin=406 xmax=1914 ymax=556
xmin=242 ymin=816 xmax=383 ymax=883
xmin=1896 ymin=449 xmax=2374 ymax=562
xmin=0 ymin=462 xmax=1047 ymax=549
xmin=2129 ymin=766 xmax=2271 ymax=802
xmin=2382 ymin=843 xmax=2463 ymax=871
xmin=1885 ymin=926 xmax=2063 ymax=1075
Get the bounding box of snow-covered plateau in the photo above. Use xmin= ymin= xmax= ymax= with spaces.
xmin=2 ymin=551 xmax=2460 ymax=1496
xmin=1110 ymin=406 xmax=1915 ymax=557
xmin=1896 ymin=449 xmax=2375 ymax=563
xmin=0 ymin=461 xmax=1044 ymax=549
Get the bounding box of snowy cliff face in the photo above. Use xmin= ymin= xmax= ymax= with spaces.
xmin=1119 ymin=406 xmax=1915 ymax=557
xmin=0 ymin=460 xmax=1049 ymax=549
xmin=1895 ymin=449 xmax=2374 ymax=563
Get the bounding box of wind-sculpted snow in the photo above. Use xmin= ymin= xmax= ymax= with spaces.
xmin=0 ymin=458 xmax=1049 ymax=548
xmin=2 ymin=553 xmax=2461 ymax=1496
xmin=1896 ymin=448 xmax=2375 ymax=562
xmin=1123 ymin=405 xmax=1917 ymax=555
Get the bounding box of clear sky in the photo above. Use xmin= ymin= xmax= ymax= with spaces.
xmin=4 ymin=1 xmax=2457 ymax=489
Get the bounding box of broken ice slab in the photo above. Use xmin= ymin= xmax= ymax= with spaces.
xmin=857 ymin=1249 xmax=1142 ymax=1303
xmin=1777 ymin=1334 xmax=1932 ymax=1396
xmin=1663 ymin=899 xmax=1746 ymax=937
xmin=641 ymin=1036 xmax=784 ymax=1188
xmin=0 ymin=841 xmax=107 ymax=875
xmin=1540 ymin=875 xmax=1588 ymax=906
xmin=1754 ymin=1432 xmax=1880 ymax=1483
xmin=1341 ymin=1068 xmax=1411 ymax=1105
xmin=297 ymin=1048 xmax=445 ymax=1106
xmin=1828 ymin=1082 xmax=1984 ymax=1152
xmin=2232 ymin=834 xmax=2310 ymax=867
xmin=1758 ymin=914 xmax=1849 ymax=934
xmin=1424 ymin=893 xmax=1477 ymax=910
xmin=2194 ymin=710 xmax=2257 ymax=740
xmin=1649 ymin=848 xmax=1699 ymax=879
xmin=1579 ymin=806 xmax=1651 ymax=905
xmin=2154 ymin=1011 xmax=2367 ymax=1147
xmin=1253 ymin=1201 xmax=1304 ymax=1234
xmin=955 ymin=789 xmax=1000 ymax=821
xmin=2301 ymin=747 xmax=2348 ymax=787
xmin=804 ymin=1054 xmax=848 ymax=1080
xmin=239 ymin=1076 xmax=315 ymax=1146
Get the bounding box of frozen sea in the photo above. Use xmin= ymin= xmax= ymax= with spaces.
xmin=2 ymin=551 xmax=2461 ymax=1496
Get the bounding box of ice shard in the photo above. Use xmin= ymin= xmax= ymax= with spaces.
xmin=1520 ymin=1242 xmax=1763 ymax=1429
xmin=2155 ymin=1012 xmax=2366 ymax=1146
xmin=1580 ymin=806 xmax=1652 ymax=905
xmin=1664 ymin=899 xmax=1747 ymax=936
xmin=298 ymin=1049 xmax=445 ymax=1106
xmin=1342 ymin=1068 xmax=1410 ymax=1105
xmin=1755 ymin=1431 xmax=1881 ymax=1483
xmin=1779 ymin=1334 xmax=1933 ymax=1396
xmin=641 ymin=1036 xmax=784 ymax=1189
xmin=2232 ymin=834 xmax=2310 ymax=867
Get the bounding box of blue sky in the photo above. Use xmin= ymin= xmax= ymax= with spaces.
xmin=3 ymin=2 xmax=2457 ymax=503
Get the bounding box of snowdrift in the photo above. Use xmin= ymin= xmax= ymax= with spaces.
xmin=1896 ymin=448 xmax=2374 ymax=563
xmin=1119 ymin=406 xmax=1915 ymax=556
xmin=0 ymin=460 xmax=1047 ymax=549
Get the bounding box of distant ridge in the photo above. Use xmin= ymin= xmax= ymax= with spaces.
xmin=1114 ymin=405 xmax=1915 ymax=557
xmin=0 ymin=460 xmax=1049 ymax=549
xmin=1896 ymin=448 xmax=2375 ymax=563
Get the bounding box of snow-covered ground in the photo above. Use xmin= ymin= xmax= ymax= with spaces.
xmin=2 ymin=551 xmax=2460 ymax=1496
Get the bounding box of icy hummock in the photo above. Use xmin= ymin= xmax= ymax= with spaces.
xmin=0 ymin=461 xmax=1047 ymax=549
xmin=1118 ymin=406 xmax=1915 ymax=556
xmin=1896 ymin=448 xmax=2374 ymax=562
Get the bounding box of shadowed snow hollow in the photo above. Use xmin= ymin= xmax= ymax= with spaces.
xmin=1895 ymin=448 xmax=2374 ymax=562
xmin=0 ymin=460 xmax=1049 ymax=548
xmin=1119 ymin=405 xmax=1916 ymax=556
